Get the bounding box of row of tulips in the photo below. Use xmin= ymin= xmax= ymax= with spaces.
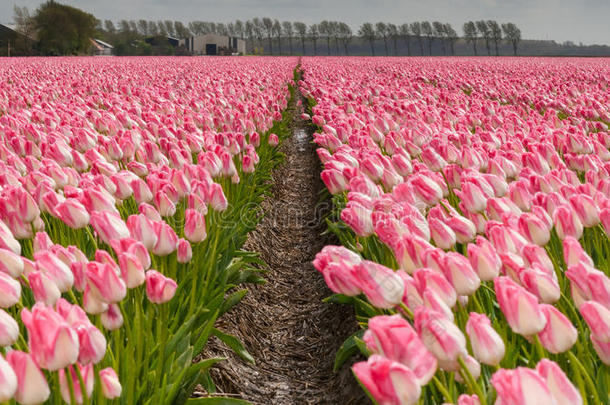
xmin=303 ymin=57 xmax=610 ymax=404
xmin=0 ymin=56 xmax=297 ymax=404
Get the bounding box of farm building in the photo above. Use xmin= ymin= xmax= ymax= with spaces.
xmin=180 ymin=34 xmax=246 ymax=55
xmin=0 ymin=23 xmax=33 ymax=56
xmin=90 ymin=38 xmax=113 ymax=56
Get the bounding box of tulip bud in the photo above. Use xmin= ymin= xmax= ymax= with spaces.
xmin=457 ymin=182 xmax=487 ymax=213
xmin=152 ymin=221 xmax=178 ymax=256
xmin=536 ymin=359 xmax=583 ymax=405
xmin=184 ymin=208 xmax=207 ymax=243
xmin=569 ymin=194 xmax=600 ymax=228
xmin=0 ymin=309 xmax=18 ymax=347
xmin=101 ymin=303 xmax=123 ymax=330
xmin=429 ymin=217 xmax=457 ymax=250
xmin=354 ymin=261 xmax=404 ymax=309
xmin=363 ymin=314 xmax=437 ymax=385
xmin=352 ymin=355 xmax=421 ymax=405
xmin=466 ymin=312 xmax=505 ymax=366
xmin=492 ymin=367 xmax=556 ymax=405
xmin=5 ymin=350 xmax=49 ymax=405
xmin=99 ymin=367 xmax=122 ymax=399
xmin=0 ymin=248 xmax=24 ymax=278
xmin=118 ymin=253 xmax=146 ymax=288
xmin=456 ymin=394 xmax=481 ymax=405
xmin=208 ymin=183 xmax=228 ymax=211
xmin=494 ymin=277 xmax=546 ymax=336
xmin=86 ymin=262 xmax=127 ymax=304
xmin=55 ymin=199 xmax=90 ymax=229
xmin=28 ymin=271 xmax=61 ymax=306
xmin=580 ymin=301 xmax=610 ymax=342
xmin=414 ymin=307 xmax=467 ymax=371
xmin=341 ymin=202 xmax=374 ymax=237
xmin=518 ymin=212 xmax=551 ymax=246
xmin=537 ymin=304 xmax=577 ymax=354
xmin=126 ymin=214 xmax=158 ymax=251
xmin=268 ymin=133 xmax=279 ymax=147
xmin=553 ymin=205 xmax=583 ymax=240
xmin=0 ymin=271 xmax=21 ymax=308
xmin=444 ymin=215 xmax=476 ymax=244
xmin=442 ymin=252 xmax=480 ymax=296
xmin=519 ymin=265 xmax=561 ymax=304
xmin=562 ymin=236 xmax=594 ymax=268
xmin=467 ymin=237 xmax=501 ymax=282
xmin=90 ymin=211 xmax=130 ymax=246
xmin=177 ymin=238 xmax=192 ymax=263
xmin=413 ymin=268 xmax=457 ymax=308
xmin=21 ymin=303 xmax=79 ymax=370
xmin=145 ymin=270 xmax=178 ymax=304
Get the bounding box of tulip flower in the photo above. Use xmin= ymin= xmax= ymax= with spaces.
xmin=101 ymin=303 xmax=123 ymax=330
xmin=0 ymin=309 xmax=18 ymax=347
xmin=177 ymin=238 xmax=193 ymax=263
xmin=5 ymin=350 xmax=49 ymax=405
xmin=553 ymin=204 xmax=583 ymax=240
xmin=569 ymin=194 xmax=600 ymax=227
xmin=562 ymin=236 xmax=594 ymax=268
xmin=21 ymin=303 xmax=79 ymax=370
xmin=352 ymin=355 xmax=421 ymax=405
xmin=495 ymin=276 xmax=547 ymax=336
xmin=341 ymin=202 xmax=374 ymax=237
xmin=152 ymin=221 xmax=179 ymax=256
xmin=537 ymin=304 xmax=577 ymax=354
xmin=0 ymin=248 xmax=24 ymax=278
xmin=466 ymin=312 xmax=505 ymax=366
xmin=492 ymin=367 xmax=557 ymax=405
xmin=127 ymin=214 xmax=158 ymax=251
xmin=442 ymin=252 xmax=480 ymax=296
xmin=355 ymin=260 xmax=404 ymax=309
xmin=145 ymin=270 xmax=178 ymax=304
xmin=518 ymin=212 xmax=551 ymax=246
xmin=55 ymin=199 xmax=90 ymax=229
xmin=86 ymin=261 xmax=127 ymax=303
xmin=519 ymin=265 xmax=561 ymax=304
xmin=0 ymin=271 xmax=21 ymax=309
xmin=90 ymin=211 xmax=130 ymax=245
xmin=536 ymin=359 xmax=583 ymax=405
xmin=467 ymin=237 xmax=501 ymax=281
xmin=28 ymin=270 xmax=61 ymax=306
xmin=184 ymin=208 xmax=207 ymax=243
xmin=580 ymin=301 xmax=610 ymax=342
xmin=363 ymin=315 xmax=437 ymax=385
xmin=34 ymin=250 xmax=74 ymax=293
xmin=99 ymin=367 xmax=122 ymax=399
xmin=429 ymin=217 xmax=457 ymax=250
xmin=414 ymin=307 xmax=467 ymax=371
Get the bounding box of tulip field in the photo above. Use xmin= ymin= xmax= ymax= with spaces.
xmin=0 ymin=55 xmax=609 ymax=405
xmin=307 ymin=57 xmax=610 ymax=405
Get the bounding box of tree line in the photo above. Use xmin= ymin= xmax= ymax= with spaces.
xmin=11 ymin=2 xmax=523 ymax=56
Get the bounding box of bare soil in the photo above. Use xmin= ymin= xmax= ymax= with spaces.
xmin=202 ymin=84 xmax=366 ymax=404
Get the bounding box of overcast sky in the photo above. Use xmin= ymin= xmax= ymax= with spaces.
xmin=3 ymin=0 xmax=609 ymax=45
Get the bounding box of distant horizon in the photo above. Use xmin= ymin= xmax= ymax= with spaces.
xmin=2 ymin=0 xmax=610 ymax=47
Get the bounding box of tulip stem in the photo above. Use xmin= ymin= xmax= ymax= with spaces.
xmin=398 ymin=302 xmax=413 ymax=319
xmin=567 ymin=351 xmax=600 ymax=405
xmin=431 ymin=375 xmax=452 ymax=402
xmin=458 ymin=355 xmax=486 ymax=403
xmin=75 ymin=365 xmax=90 ymax=405
xmin=66 ymin=367 xmax=77 ymax=405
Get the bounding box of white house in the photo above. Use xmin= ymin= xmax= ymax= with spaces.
xmin=181 ymin=34 xmax=246 ymax=55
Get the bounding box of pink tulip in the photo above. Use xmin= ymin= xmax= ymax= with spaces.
xmin=352 ymin=355 xmax=421 ymax=405
xmin=118 ymin=253 xmax=146 ymax=288
xmin=34 ymin=250 xmax=73 ymax=292
xmin=99 ymin=367 xmax=122 ymax=399
xmin=601 ymin=207 xmax=610 ymax=237
xmin=442 ymin=252 xmax=480 ymax=296
xmin=184 ymin=208 xmax=207 ymax=243
xmin=414 ymin=307 xmax=467 ymax=371
xmin=90 ymin=211 xmax=130 ymax=245
xmin=86 ymin=261 xmax=127 ymax=303
xmin=101 ymin=303 xmax=123 ymax=330
xmin=591 ymin=334 xmax=610 ymax=365
xmin=0 ymin=220 xmax=20 ymax=254
xmin=413 ymin=267 xmax=457 ymax=308
xmin=456 ymin=394 xmax=481 ymax=405
xmin=536 ymin=359 xmax=583 ymax=405
xmin=5 ymin=350 xmax=49 ymax=405
xmin=444 ymin=215 xmax=476 ymax=244
xmin=0 ymin=309 xmax=18 ymax=347
xmin=354 ymin=260 xmax=404 ymax=309
xmin=537 ymin=304 xmax=577 ymax=354
xmin=580 ymin=301 xmax=610 ymax=342
xmin=411 ymin=174 xmax=443 ymax=206
xmin=152 ymin=221 xmax=179 ymax=256
xmin=28 ymin=270 xmax=61 ymax=306
xmin=321 ymin=169 xmax=349 ymax=194
xmin=55 ymin=199 xmax=90 ymax=229
xmin=208 ymin=183 xmax=228 ymax=211
xmin=492 ymin=367 xmax=556 ymax=405
xmin=341 ymin=202 xmax=374 ymax=237
xmin=59 ymin=363 xmax=94 ymax=405
xmin=177 ymin=238 xmax=193 ymax=263
xmin=562 ymin=236 xmax=594 ymax=268
xmin=154 ymin=190 xmax=176 ymax=217
xmin=519 ymin=265 xmax=561 ymax=304
xmin=466 ymin=312 xmax=505 ymax=366
xmin=363 ymin=315 xmax=437 ymax=385
xmin=0 ymin=248 xmax=24 ymax=278
xmin=268 ymin=133 xmax=279 ymax=146
xmin=494 ymin=276 xmax=546 ymax=336
xmin=0 ymin=271 xmax=21 ymax=308
xmin=127 ymin=214 xmax=158 ymax=251
xmin=0 ymin=353 xmax=16 ymax=401
xmin=21 ymin=303 xmax=79 ymax=370
xmin=145 ymin=270 xmax=178 ymax=304
xmin=518 ymin=212 xmax=551 ymax=246
xmin=139 ymin=202 xmax=162 ymax=221
xmin=569 ymin=194 xmax=600 ymax=227
xmin=429 ymin=217 xmax=456 ymax=250
xmin=467 ymin=237 xmax=501 ymax=281
xmin=553 ymin=205 xmax=583 ymax=240
xmin=457 ymin=181 xmax=487 ymax=213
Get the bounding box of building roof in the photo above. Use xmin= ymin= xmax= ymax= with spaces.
xmin=93 ymin=38 xmax=113 ymax=49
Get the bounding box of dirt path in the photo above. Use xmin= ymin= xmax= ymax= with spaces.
xmin=205 ymin=77 xmax=366 ymax=404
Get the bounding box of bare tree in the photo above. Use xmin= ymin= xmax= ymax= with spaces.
xmin=432 ymin=21 xmax=446 ymax=55
xmin=476 ymin=20 xmax=491 ymax=55
xmin=104 ymin=20 xmax=117 ymax=35
xmin=12 ymin=6 xmax=35 ymax=54
xmin=137 ymin=19 xmax=148 ymax=36
xmin=444 ymin=23 xmax=458 ymax=55
xmin=129 ymin=20 xmax=138 ymax=34
xmin=421 ymin=21 xmax=434 ymax=55
xmin=502 ymin=22 xmax=521 ymax=55
xmin=376 ymin=22 xmax=389 ymax=56
xmin=309 ymin=24 xmax=319 ymax=55
xmin=164 ymin=20 xmax=175 ymax=36
xmin=463 ymin=21 xmax=478 ymax=55
xmin=157 ymin=21 xmax=167 ymax=36
xmin=319 ymin=20 xmax=331 ymax=55
xmin=148 ymin=21 xmax=159 ymax=36
xmin=338 ymin=22 xmax=352 ymax=55
xmin=282 ymin=21 xmax=293 ymax=55
xmin=272 ymin=19 xmax=282 ymax=54
xmin=234 ymin=20 xmax=244 ymax=38
xmin=294 ymin=22 xmax=307 ymax=54
xmin=488 ymin=20 xmax=502 ymax=56
xmin=410 ymin=22 xmax=424 ymax=55
xmin=253 ymin=18 xmax=265 ymax=52
xmin=245 ymin=20 xmax=255 ymax=52
xmin=399 ymin=23 xmax=411 ymax=56
xmin=330 ymin=21 xmax=340 ymax=54
xmin=387 ymin=23 xmax=399 ymax=55
xmin=261 ymin=18 xmax=273 ymax=54
xmin=174 ymin=21 xmax=190 ymax=38
xmin=359 ymin=22 xmax=376 ymax=55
